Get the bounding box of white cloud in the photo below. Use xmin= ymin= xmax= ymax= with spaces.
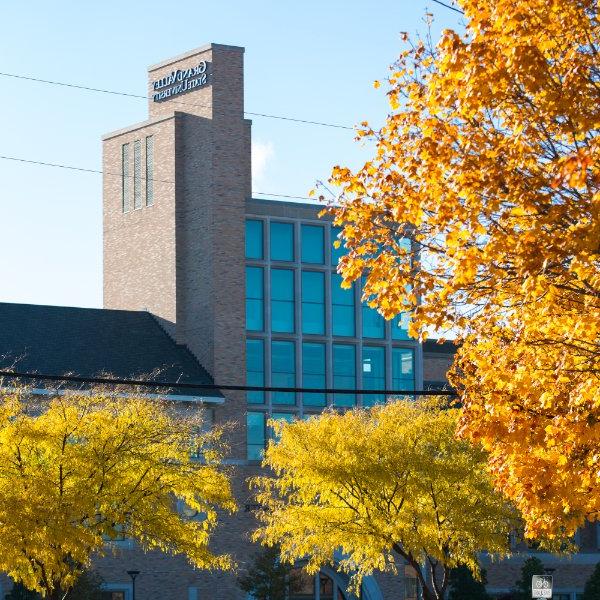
xmin=251 ymin=140 xmax=274 ymax=189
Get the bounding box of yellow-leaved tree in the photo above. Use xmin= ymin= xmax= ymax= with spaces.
xmin=0 ymin=388 xmax=236 ymax=600
xmin=324 ymin=0 xmax=600 ymax=539
xmin=251 ymin=399 xmax=516 ymax=600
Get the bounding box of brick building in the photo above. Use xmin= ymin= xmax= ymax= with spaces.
xmin=0 ymin=42 xmax=598 ymax=599
xmin=99 ymin=41 xmax=419 ymax=600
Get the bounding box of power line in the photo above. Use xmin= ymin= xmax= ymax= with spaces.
xmin=244 ymin=111 xmax=352 ymax=130
xmin=0 ymin=154 xmax=173 ymax=184
xmin=252 ymin=191 xmax=315 ymax=201
xmin=430 ymin=0 xmax=464 ymax=14
xmin=0 ymin=71 xmax=354 ymax=131
xmin=0 ymin=369 xmax=457 ymax=397
xmin=0 ymin=154 xmax=314 ymax=202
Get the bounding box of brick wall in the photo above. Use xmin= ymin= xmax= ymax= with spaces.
xmin=103 ymin=115 xmax=178 ymax=336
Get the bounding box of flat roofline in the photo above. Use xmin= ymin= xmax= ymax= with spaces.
xmin=102 ymin=114 xmax=176 ymax=141
xmin=246 ymin=196 xmax=325 ymax=211
xmin=245 ymin=197 xmax=335 ymax=222
xmin=148 ymin=43 xmax=245 ymax=73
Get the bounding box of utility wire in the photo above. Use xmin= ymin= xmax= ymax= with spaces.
xmin=0 ymin=71 xmax=355 ymax=131
xmin=0 ymin=154 xmax=314 ymax=201
xmin=0 ymin=369 xmax=457 ymax=396
xmin=430 ymin=0 xmax=464 ymax=14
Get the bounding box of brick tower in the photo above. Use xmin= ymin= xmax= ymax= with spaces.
xmin=102 ymin=44 xmax=251 ymax=454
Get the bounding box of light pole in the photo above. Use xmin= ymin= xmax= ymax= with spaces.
xmin=127 ymin=570 xmax=140 ymax=600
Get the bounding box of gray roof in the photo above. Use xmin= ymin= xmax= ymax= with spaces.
xmin=0 ymin=302 xmax=221 ymax=399
xmin=423 ymin=339 xmax=458 ymax=355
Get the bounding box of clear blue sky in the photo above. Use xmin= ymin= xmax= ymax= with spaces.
xmin=0 ymin=0 xmax=461 ymax=308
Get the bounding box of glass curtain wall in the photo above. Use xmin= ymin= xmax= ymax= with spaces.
xmin=245 ymin=217 xmax=417 ymax=460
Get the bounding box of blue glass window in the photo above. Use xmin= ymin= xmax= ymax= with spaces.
xmin=392 ymin=348 xmax=414 ymax=396
xmin=246 ymin=219 xmax=263 ymax=259
xmin=301 ymin=225 xmax=324 ymax=264
xmin=333 ymin=344 xmax=356 ymax=406
xmin=391 ymin=312 xmax=410 ymax=340
xmin=362 ymin=278 xmax=384 ymax=339
xmin=271 ymin=269 xmax=295 ymax=333
xmin=269 ymin=412 xmax=295 ymax=441
xmin=270 ymin=222 xmax=294 ymax=261
xmin=247 ymin=412 xmax=265 ymax=461
xmin=302 ymin=342 xmax=326 ymax=407
xmin=331 ymin=226 xmax=347 ymax=266
xmin=271 ymin=341 xmax=296 ymax=405
xmin=246 ymin=339 xmax=264 ymax=404
xmin=362 ymin=305 xmax=385 ymax=339
xmin=301 ymin=271 xmax=325 ymax=335
xmin=246 ymin=267 xmax=264 ymax=331
xmin=331 ymin=273 xmax=355 ymax=337
xmin=362 ymin=346 xmax=385 ymax=407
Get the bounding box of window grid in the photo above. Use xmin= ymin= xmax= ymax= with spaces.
xmin=145 ymin=135 xmax=154 ymax=207
xmin=362 ymin=345 xmax=386 ymax=406
xmin=301 ymin=224 xmax=325 ymax=264
xmin=302 ymin=342 xmax=326 ymax=407
xmin=333 ymin=343 xmax=356 ymax=407
xmin=245 ymin=219 xmax=264 ymax=259
xmin=331 ymin=273 xmax=355 ymax=337
xmin=271 ymin=269 xmax=295 ymax=333
xmin=247 ymin=412 xmax=266 ymax=461
xmin=246 ymin=266 xmax=264 ymax=331
xmin=245 ymin=215 xmax=421 ymax=426
xmin=271 ymin=340 xmax=296 ymax=405
xmin=133 ymin=139 xmax=142 ymax=210
xmin=301 ymin=271 xmax=325 ymax=335
xmin=246 ymin=339 xmax=265 ymax=404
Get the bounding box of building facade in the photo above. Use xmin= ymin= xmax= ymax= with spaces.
xmin=101 ymin=43 xmax=422 ymax=466
xmin=0 ymin=42 xmax=598 ymax=599
xmin=100 ymin=41 xmax=416 ymax=600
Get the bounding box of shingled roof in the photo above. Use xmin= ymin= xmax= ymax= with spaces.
xmin=423 ymin=339 xmax=458 ymax=355
xmin=0 ymin=302 xmax=222 ymax=400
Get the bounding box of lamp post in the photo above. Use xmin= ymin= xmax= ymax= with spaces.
xmin=126 ymin=570 xmax=140 ymax=600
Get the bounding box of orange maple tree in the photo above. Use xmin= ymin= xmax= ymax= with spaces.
xmin=324 ymin=0 xmax=600 ymax=539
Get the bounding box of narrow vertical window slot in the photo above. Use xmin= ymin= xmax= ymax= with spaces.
xmin=133 ymin=139 xmax=142 ymax=209
xmin=145 ymin=135 xmax=154 ymax=207
xmin=121 ymin=143 xmax=130 ymax=213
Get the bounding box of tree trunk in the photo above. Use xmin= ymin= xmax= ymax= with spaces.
xmin=391 ymin=544 xmax=442 ymax=600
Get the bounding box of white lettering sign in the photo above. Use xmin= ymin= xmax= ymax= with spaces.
xmin=152 ymin=61 xmax=209 ymax=102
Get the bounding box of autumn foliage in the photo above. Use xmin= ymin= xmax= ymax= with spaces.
xmin=324 ymin=0 xmax=600 ymax=539
xmin=0 ymin=388 xmax=235 ymax=599
xmin=252 ymin=400 xmax=515 ymax=600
